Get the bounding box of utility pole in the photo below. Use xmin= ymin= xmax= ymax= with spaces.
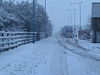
xmin=73 ymin=9 xmax=77 ymax=37
xmin=33 ymin=0 xmax=36 ymax=43
xmin=66 ymin=9 xmax=77 ymax=38
xmin=44 ymin=0 xmax=47 ymax=38
xmin=74 ymin=9 xmax=76 ymax=31
xmin=66 ymin=9 xmax=72 ymax=26
xmin=45 ymin=0 xmax=46 ymax=11
xmin=70 ymin=14 xmax=73 ymax=27
xmin=79 ymin=2 xmax=82 ymax=30
xmin=70 ymin=1 xmax=83 ymax=30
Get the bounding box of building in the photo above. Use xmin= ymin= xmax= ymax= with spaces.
xmin=92 ymin=3 xmax=100 ymax=43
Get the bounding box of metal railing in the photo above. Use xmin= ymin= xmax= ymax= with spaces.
xmin=0 ymin=32 xmax=36 ymax=52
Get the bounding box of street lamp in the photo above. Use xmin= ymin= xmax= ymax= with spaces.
xmin=66 ymin=12 xmax=73 ymax=27
xmin=66 ymin=9 xmax=77 ymax=38
xmin=66 ymin=9 xmax=71 ymax=26
xmin=66 ymin=9 xmax=77 ymax=31
xmin=70 ymin=1 xmax=83 ymax=30
xmin=70 ymin=13 xmax=73 ymax=27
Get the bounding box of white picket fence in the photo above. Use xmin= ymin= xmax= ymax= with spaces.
xmin=0 ymin=32 xmax=36 ymax=52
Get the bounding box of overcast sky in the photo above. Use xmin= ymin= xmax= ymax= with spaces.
xmin=38 ymin=0 xmax=100 ymax=32
xmin=6 ymin=0 xmax=100 ymax=32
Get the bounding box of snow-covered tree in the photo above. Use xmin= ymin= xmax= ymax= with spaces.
xmin=0 ymin=0 xmax=53 ymax=36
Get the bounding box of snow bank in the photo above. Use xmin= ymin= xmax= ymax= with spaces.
xmin=59 ymin=36 xmax=100 ymax=61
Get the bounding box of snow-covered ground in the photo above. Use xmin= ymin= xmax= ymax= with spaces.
xmin=0 ymin=38 xmax=54 ymax=75
xmin=58 ymin=36 xmax=100 ymax=75
xmin=78 ymin=40 xmax=100 ymax=53
xmin=62 ymin=36 xmax=100 ymax=61
xmin=0 ymin=35 xmax=100 ymax=75
xmin=0 ymin=36 xmax=68 ymax=75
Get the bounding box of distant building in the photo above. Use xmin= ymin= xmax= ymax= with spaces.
xmin=92 ymin=3 xmax=100 ymax=43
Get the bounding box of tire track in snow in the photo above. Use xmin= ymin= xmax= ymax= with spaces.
xmin=58 ymin=36 xmax=100 ymax=61
xmin=49 ymin=38 xmax=69 ymax=75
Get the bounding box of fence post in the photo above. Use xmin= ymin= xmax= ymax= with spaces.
xmin=0 ymin=32 xmax=42 ymax=51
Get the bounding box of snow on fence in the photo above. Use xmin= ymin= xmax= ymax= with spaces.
xmin=0 ymin=32 xmax=35 ymax=52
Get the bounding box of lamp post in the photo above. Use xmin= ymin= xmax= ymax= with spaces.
xmin=66 ymin=9 xmax=77 ymax=38
xmin=73 ymin=9 xmax=77 ymax=37
xmin=70 ymin=13 xmax=73 ymax=27
xmin=70 ymin=1 xmax=83 ymax=30
xmin=33 ymin=0 xmax=36 ymax=43
xmin=66 ymin=9 xmax=72 ymax=26
xmin=66 ymin=9 xmax=77 ymax=33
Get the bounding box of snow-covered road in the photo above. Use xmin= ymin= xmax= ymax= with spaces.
xmin=0 ymin=35 xmax=100 ymax=75
xmin=58 ymin=36 xmax=100 ymax=75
